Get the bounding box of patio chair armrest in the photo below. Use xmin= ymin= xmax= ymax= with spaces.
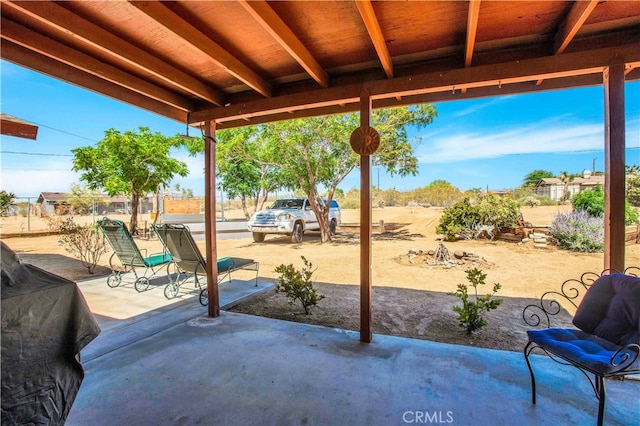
xmin=610 ymin=343 xmax=640 ymax=372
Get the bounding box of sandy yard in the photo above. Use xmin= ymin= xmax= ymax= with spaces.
xmin=2 ymin=205 xmax=638 ymax=352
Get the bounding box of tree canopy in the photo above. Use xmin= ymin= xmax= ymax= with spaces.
xmin=190 ymin=105 xmax=437 ymax=241
xmin=522 ymin=169 xmax=554 ymax=187
xmin=72 ymin=126 xmax=188 ymax=233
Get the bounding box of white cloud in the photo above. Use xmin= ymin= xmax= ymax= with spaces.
xmin=450 ymin=96 xmax=516 ymax=118
xmin=417 ymin=119 xmax=639 ymax=164
xmin=1 ymin=168 xmax=81 ymax=198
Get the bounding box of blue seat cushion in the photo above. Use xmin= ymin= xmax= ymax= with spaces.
xmin=572 ymin=274 xmax=640 ymax=346
xmin=528 ymin=328 xmax=640 ymax=375
xmin=144 ymin=253 xmax=172 ymax=267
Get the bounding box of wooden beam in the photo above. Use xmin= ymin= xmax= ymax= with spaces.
xmin=193 ymin=43 xmax=640 ymax=125
xmin=554 ymin=0 xmax=598 ymax=55
xmin=356 ymin=0 xmax=393 ymax=79
xmin=465 ymin=0 xmax=481 ymax=67
xmin=203 ymin=121 xmax=220 ymax=317
xmin=3 ymin=1 xmax=225 ymax=106
xmin=1 ymin=17 xmax=193 ymax=112
xmin=359 ymin=91 xmax=373 ymax=344
xmin=603 ymin=63 xmax=626 ymax=273
xmin=239 ymin=0 xmax=329 ymax=88
xmin=0 ymin=114 xmax=38 ymax=140
xmin=130 ymin=1 xmax=272 ymax=98
xmin=537 ymin=0 xmax=598 ymax=85
xmin=1 ymin=40 xmax=187 ymax=123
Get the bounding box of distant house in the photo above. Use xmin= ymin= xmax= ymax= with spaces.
xmin=535 ymin=170 xmax=604 ymax=202
xmin=36 ymin=192 xmax=69 ymax=215
xmin=35 ymin=192 xmax=152 ymax=216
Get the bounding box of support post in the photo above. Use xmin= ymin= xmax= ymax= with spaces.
xmin=360 ymin=92 xmax=373 ymax=343
xmin=603 ymin=63 xmax=626 ymax=272
xmin=203 ymin=120 xmax=220 ymax=317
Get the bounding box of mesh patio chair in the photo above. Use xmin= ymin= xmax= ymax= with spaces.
xmin=97 ymin=218 xmax=171 ymax=292
xmin=153 ymin=223 xmax=259 ymax=302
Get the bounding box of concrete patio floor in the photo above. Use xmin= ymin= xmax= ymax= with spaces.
xmin=69 ymin=275 xmax=639 ymax=426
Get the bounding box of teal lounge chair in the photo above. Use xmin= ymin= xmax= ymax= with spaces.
xmin=97 ymin=218 xmax=171 ymax=292
xmin=153 ymin=223 xmax=259 ymax=303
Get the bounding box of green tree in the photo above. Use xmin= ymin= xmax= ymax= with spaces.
xmin=522 ymin=169 xmax=554 ymax=188
xmin=72 ymin=127 xmax=189 ymax=234
xmin=67 ymin=183 xmax=107 ymax=214
xmin=272 ymin=105 xmax=436 ymax=241
xmin=415 ymin=179 xmax=461 ymax=207
xmin=0 ymin=190 xmax=16 ymax=216
xmin=202 ymin=105 xmax=437 ymax=242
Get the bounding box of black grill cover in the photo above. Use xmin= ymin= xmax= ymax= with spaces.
xmin=1 ymin=241 xmax=100 ymax=425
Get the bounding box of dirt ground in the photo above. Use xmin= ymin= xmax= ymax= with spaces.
xmin=2 ymin=206 xmax=638 ymax=353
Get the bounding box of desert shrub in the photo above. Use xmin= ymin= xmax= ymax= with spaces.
xmin=56 ymin=217 xmax=107 ymax=273
xmin=448 ymin=268 xmax=502 ymax=335
xmin=534 ymin=195 xmax=557 ymax=206
xmin=476 ymin=195 xmax=520 ymax=229
xmin=550 ymin=210 xmax=604 ymax=252
xmin=274 ymin=256 xmax=324 ymax=314
xmin=338 ymin=198 xmax=359 ymax=209
xmin=522 ymin=196 xmax=540 ymax=207
xmin=436 ymin=198 xmax=480 ymax=241
xmin=436 ymin=195 xmax=520 ymax=240
xmin=572 ymin=186 xmax=638 ymax=225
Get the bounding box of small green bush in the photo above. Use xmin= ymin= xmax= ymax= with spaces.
xmin=448 ymin=268 xmax=502 ymax=335
xmin=274 ymin=256 xmax=324 ymax=314
xmin=573 ymin=185 xmax=638 ymax=225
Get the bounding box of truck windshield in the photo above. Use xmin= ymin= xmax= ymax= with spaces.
xmin=270 ymin=199 xmax=304 ymax=209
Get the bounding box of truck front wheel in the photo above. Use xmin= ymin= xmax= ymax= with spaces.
xmin=291 ymin=223 xmax=303 ymax=243
xmin=253 ymin=232 xmax=266 ymax=242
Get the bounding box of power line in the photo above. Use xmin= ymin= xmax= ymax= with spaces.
xmin=30 ymin=121 xmax=98 ymax=142
xmin=0 ymin=151 xmax=73 ymax=157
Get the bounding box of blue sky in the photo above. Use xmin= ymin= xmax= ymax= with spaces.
xmin=1 ymin=60 xmax=639 ymax=199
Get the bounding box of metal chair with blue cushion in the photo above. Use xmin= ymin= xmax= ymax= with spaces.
xmin=97 ymin=218 xmax=171 ymax=292
xmin=522 ymin=268 xmax=640 ymax=426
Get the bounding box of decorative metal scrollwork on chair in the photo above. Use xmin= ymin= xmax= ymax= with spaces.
xmin=522 ymin=267 xmax=640 ymax=426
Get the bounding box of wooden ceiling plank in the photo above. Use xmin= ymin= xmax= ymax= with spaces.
xmin=239 ymin=0 xmax=328 ymax=88
xmin=1 ymin=39 xmax=187 ymax=123
xmin=4 ymin=0 xmax=224 ymax=106
xmin=129 ymin=1 xmax=272 ymax=98
xmin=554 ymin=0 xmax=599 ymax=55
xmin=1 ymin=17 xmax=193 ymax=112
xmin=355 ymin=0 xmax=393 ymax=79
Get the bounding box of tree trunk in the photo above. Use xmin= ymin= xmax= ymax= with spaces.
xmin=241 ymin=195 xmax=250 ymax=220
xmin=130 ymin=192 xmax=140 ymax=235
xmin=308 ymin=190 xmax=331 ymax=243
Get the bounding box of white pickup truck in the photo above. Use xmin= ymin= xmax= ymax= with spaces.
xmin=247 ymin=197 xmax=341 ymax=243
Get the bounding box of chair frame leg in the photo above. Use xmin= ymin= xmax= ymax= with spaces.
xmin=595 ymin=375 xmax=606 ymax=426
xmin=524 ymin=341 xmax=537 ymax=405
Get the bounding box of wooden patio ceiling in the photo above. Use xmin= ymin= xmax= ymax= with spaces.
xmin=1 ymin=0 xmax=639 ymax=129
